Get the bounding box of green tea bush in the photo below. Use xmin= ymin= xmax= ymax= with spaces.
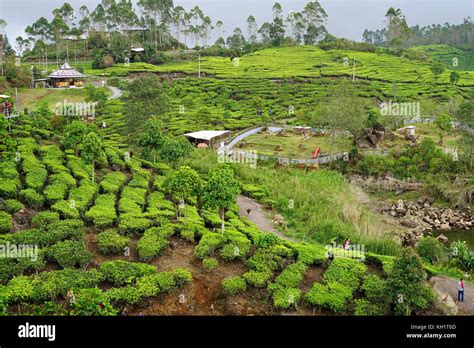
xmin=361 ymin=275 xmax=387 ymax=302
xmin=100 ymin=171 xmax=127 ymax=194
xmin=247 ymin=250 xmax=282 ymax=273
xmin=100 ymin=260 xmax=156 ymax=286
xmin=194 ymin=233 xmax=226 ymax=259
xmin=118 ymin=216 xmax=152 ymax=234
xmin=354 ymin=298 xmax=387 ymax=316
xmin=85 ymin=194 xmax=117 ymax=227
xmin=44 ymin=182 xmax=68 ymax=203
xmin=47 ymin=240 xmax=92 ymax=268
xmin=31 ymin=211 xmax=60 ymax=228
xmin=68 ymin=181 xmax=99 ymax=212
xmin=6 ymin=269 xmax=103 ymax=303
xmin=323 ymin=257 xmax=367 ymax=292
xmin=0 ymin=178 xmax=21 ymax=198
xmin=96 ymin=229 xmax=130 ymax=254
xmin=0 ymin=251 xmax=45 ymax=283
xmin=71 ymin=288 xmax=117 ymax=316
xmin=0 ymin=212 xmax=12 ymax=234
xmin=305 ymin=282 xmax=353 ymax=312
xmin=221 ymin=276 xmax=247 ymax=296
xmin=202 ymin=257 xmax=219 ymax=272
xmin=137 ymin=228 xmax=169 ymax=262
xmin=243 ymin=270 xmax=272 ymax=288
xmin=274 ymin=262 xmax=308 ymax=288
xmin=51 ymin=200 xmax=80 ymax=219
xmin=180 ymin=228 xmax=195 ymax=242
xmin=1 ymin=199 xmax=24 ymax=214
xmin=19 ymin=189 xmax=44 ymax=208
xmin=296 ymin=244 xmax=329 ymax=265
xmin=272 ymin=287 xmax=301 ymax=309
xmin=106 ymin=285 xmax=141 ymax=305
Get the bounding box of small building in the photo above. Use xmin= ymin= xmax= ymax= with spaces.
xmin=47 ymin=62 xmax=86 ymax=88
xmin=184 ymin=130 xmax=232 ymax=148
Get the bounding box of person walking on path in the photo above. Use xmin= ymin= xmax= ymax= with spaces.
xmin=458 ymin=278 xmax=465 ymax=302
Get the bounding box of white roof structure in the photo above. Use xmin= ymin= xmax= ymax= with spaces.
xmin=47 ymin=63 xmax=85 ymax=79
xmin=131 ymin=47 xmax=145 ymax=52
xmin=184 ymin=130 xmax=231 ymax=141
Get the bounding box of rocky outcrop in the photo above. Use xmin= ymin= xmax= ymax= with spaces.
xmin=356 ymin=124 xmax=394 ymax=148
xmin=349 ymin=175 xmax=423 ymax=194
xmin=378 ymin=199 xmax=473 ymax=246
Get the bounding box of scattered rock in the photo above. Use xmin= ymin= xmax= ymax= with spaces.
xmin=273 ymin=214 xmax=287 ymax=226
xmin=436 ymin=234 xmax=449 ymax=244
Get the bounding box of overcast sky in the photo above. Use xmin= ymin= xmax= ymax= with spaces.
xmin=1 ymin=0 xmax=472 ymax=48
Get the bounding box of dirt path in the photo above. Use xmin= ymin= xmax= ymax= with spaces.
xmin=236 ymin=195 xmax=297 ymax=242
xmin=431 ymin=276 xmax=474 ymax=315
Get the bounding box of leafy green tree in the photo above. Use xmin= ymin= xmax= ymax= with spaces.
xmin=63 ymin=120 xmax=88 ymax=156
xmin=124 ymin=75 xmax=170 ymax=142
xmin=449 ymin=71 xmax=460 ymax=85
xmin=138 ymin=117 xmax=165 ymax=162
xmin=84 ymin=84 xmax=108 ymax=104
xmin=302 ymin=1 xmax=328 ymax=45
xmin=434 ymin=113 xmax=453 ymax=145
xmin=384 ymin=7 xmax=410 ymax=48
xmin=32 ymin=101 xmax=53 ymax=129
xmin=160 ymin=136 xmax=193 ymax=165
xmin=81 ymin=132 xmax=105 ymax=183
xmin=430 ymin=62 xmax=445 ymax=81
xmin=386 ymin=248 xmax=434 ymax=315
xmin=310 ymin=82 xmax=368 ymax=148
xmin=201 ymin=166 xmax=241 ymax=235
xmin=163 ymin=166 xmax=202 ymax=221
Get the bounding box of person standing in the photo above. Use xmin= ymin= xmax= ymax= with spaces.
xmin=458 ymin=278 xmax=464 ymax=302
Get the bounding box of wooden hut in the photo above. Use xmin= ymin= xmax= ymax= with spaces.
xmin=47 ymin=62 xmax=85 ymax=88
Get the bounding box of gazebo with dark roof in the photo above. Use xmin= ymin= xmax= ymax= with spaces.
xmin=47 ymin=62 xmax=86 ymax=88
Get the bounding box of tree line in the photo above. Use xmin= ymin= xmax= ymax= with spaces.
xmin=362 ymin=8 xmax=473 ymax=50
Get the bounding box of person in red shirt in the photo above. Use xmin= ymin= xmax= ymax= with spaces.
xmin=458 ymin=278 xmax=464 ymax=302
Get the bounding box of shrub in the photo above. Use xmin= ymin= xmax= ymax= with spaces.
xmin=0 ymin=179 xmax=21 ymax=198
xmin=51 ymin=200 xmax=80 ymax=219
xmin=106 ymin=285 xmax=141 ymax=305
xmin=1 ymin=199 xmax=24 ymax=214
xmin=202 ymin=257 xmax=219 ymax=272
xmin=100 ymin=260 xmax=156 ymax=286
xmin=305 ymin=282 xmax=353 ymax=312
xmin=361 ymin=275 xmax=387 ymax=303
xmin=71 ymin=288 xmax=117 ymax=316
xmin=220 ymin=243 xmax=242 ymax=261
xmin=180 ymin=228 xmax=195 ymax=242
xmin=85 ymin=194 xmax=117 ymax=227
xmin=194 ymin=233 xmax=226 ymax=259
xmin=44 ymin=182 xmax=68 ymax=203
xmin=416 ymin=236 xmax=445 ymax=264
xmin=100 ymin=171 xmax=127 ymax=194
xmin=137 ymin=228 xmax=169 ymax=262
xmin=323 ymin=257 xmax=367 ymax=292
xmin=273 ymin=287 xmax=301 ymax=309
xmin=222 ymin=276 xmax=247 ymax=296
xmin=96 ymin=229 xmax=130 ymax=255
xmin=274 ymin=262 xmax=308 ymax=288
xmin=0 ymin=212 xmax=12 ymax=233
xmin=118 ymin=216 xmax=152 ymax=235
xmin=255 ymin=233 xmax=279 ymax=249
xmin=354 ymin=299 xmax=387 ymax=316
xmin=47 ymin=240 xmax=92 ymax=268
xmin=31 ymin=211 xmax=60 ymax=228
xmin=247 ymin=250 xmax=282 ymax=273
xmin=386 ymin=248 xmax=434 ymax=315
xmin=19 ymin=189 xmax=44 ymax=208
xmin=243 ymin=270 xmax=272 ymax=288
